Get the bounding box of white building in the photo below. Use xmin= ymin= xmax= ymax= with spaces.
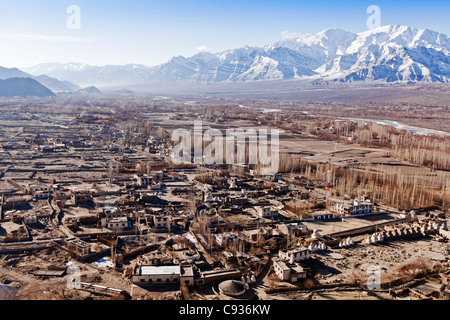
xmin=273 ymin=259 xmax=291 ymax=281
xmin=335 ymin=198 xmax=373 ymax=216
xmin=216 ymin=232 xmax=239 ymax=246
xmin=278 ymin=247 xmax=310 ymax=264
xmin=29 ymin=185 xmax=51 ymax=199
xmin=102 ymin=207 xmax=122 ymax=219
xmin=312 ymin=211 xmax=334 ymax=220
xmin=132 ymin=265 xmax=195 ymax=287
xmin=99 ymin=207 xmax=128 ymax=231
xmin=256 ymin=206 xmax=278 ymax=218
xmin=231 ymin=164 xmax=248 ymax=173
xmin=153 ymin=215 xmax=171 ymax=229
xmin=134 ymin=174 xmax=152 ymax=187
xmin=273 ymin=259 xmax=307 ymax=283
xmin=106 ymin=217 xmax=128 ymax=231
xmin=133 ymin=265 xmax=181 ymax=285
xmin=274 ymin=246 xmax=309 ymax=283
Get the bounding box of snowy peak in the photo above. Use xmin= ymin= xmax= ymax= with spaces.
xmin=273 ymin=28 xmax=357 ymax=61
xmin=347 ymin=25 xmax=450 ymax=54
xmin=24 ymin=25 xmax=450 ymax=86
xmin=275 ymin=28 xmax=356 ymax=49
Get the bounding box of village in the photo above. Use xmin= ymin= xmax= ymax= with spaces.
xmin=0 ymin=96 xmax=449 ymax=301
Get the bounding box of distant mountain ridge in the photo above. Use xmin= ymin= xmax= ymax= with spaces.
xmin=0 ymin=66 xmax=80 ymax=92
xmin=23 ymin=25 xmax=450 ymax=87
xmin=0 ymin=78 xmax=55 ymax=97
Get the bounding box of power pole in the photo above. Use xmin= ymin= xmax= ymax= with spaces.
xmin=111 ymin=241 xmax=115 ymax=263
xmin=326 ymin=158 xmax=332 ymax=209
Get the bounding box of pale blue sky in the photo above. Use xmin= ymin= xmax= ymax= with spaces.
xmin=0 ymin=0 xmax=449 ymax=68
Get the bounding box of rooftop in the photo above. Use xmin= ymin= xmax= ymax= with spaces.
xmin=286 ymin=247 xmax=309 ymax=255
xmin=139 ymin=265 xmax=181 ymax=276
xmin=107 ymin=217 xmax=128 ymax=223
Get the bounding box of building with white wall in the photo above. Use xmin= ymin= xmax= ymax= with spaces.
xmin=273 ymin=259 xmax=307 ymax=283
xmin=216 ymin=232 xmax=239 ymax=247
xmin=29 ymin=185 xmax=51 ymax=199
xmin=335 ymin=198 xmax=373 ymax=216
xmin=153 ymin=215 xmax=172 ymax=229
xmin=312 ymin=211 xmax=335 ymax=220
xmin=134 ymin=174 xmax=152 ymax=187
xmin=106 ymin=217 xmax=129 ymax=231
xmin=132 ymin=265 xmax=195 ymax=287
xmin=133 ymin=265 xmax=181 ymax=285
xmin=278 ymin=247 xmax=310 ymax=264
xmin=256 ymin=206 xmax=278 ymax=218
xmin=98 ymin=207 xmax=129 ymax=231
xmin=273 ymin=259 xmax=291 ymax=281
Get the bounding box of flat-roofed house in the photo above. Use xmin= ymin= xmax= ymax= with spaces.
xmin=273 ymin=258 xmax=307 ymax=283
xmin=134 ymin=174 xmax=152 ymax=187
xmin=180 ymin=265 xmax=195 ymax=287
xmin=215 ymin=232 xmax=239 ymax=247
xmin=273 ymin=259 xmax=291 ymax=281
xmin=277 ymin=222 xmax=308 ymax=236
xmin=29 ymin=185 xmax=51 ymax=199
xmin=335 ymin=198 xmax=373 ymax=216
xmin=132 ymin=265 xmax=181 ymax=285
xmin=274 ymin=246 xmax=309 ymax=283
xmin=256 ymin=206 xmax=278 ymax=218
xmin=153 ymin=215 xmax=170 ymax=229
xmin=312 ymin=211 xmax=335 ymax=220
xmin=99 ymin=207 xmax=128 ymax=231
xmin=106 ymin=216 xmax=129 ymax=231
xmin=278 ymin=247 xmax=310 ymax=263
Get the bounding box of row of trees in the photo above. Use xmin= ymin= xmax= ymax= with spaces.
xmin=333 ymin=121 xmax=450 ymax=171
xmin=276 ymin=151 xmax=448 ymax=211
xmin=332 ymin=164 xmax=449 ymax=211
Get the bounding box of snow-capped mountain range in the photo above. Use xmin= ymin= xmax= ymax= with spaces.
xmin=23 ymin=25 xmax=450 ymax=87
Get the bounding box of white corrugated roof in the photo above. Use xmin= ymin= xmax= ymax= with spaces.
xmin=140 ymin=265 xmax=180 ymax=276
